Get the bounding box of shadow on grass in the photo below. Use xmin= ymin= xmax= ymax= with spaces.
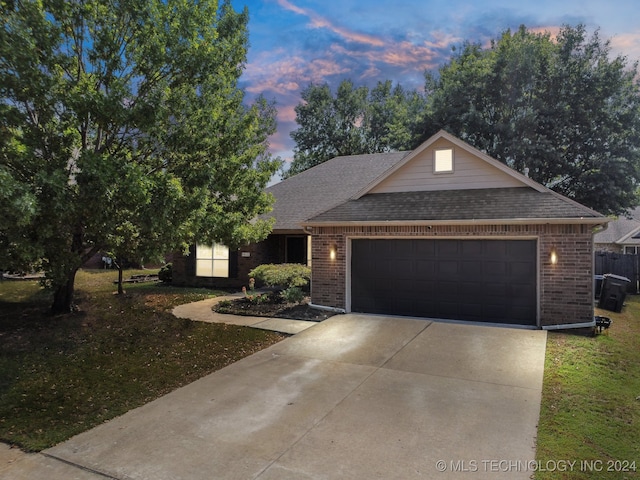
xmin=0 ymin=271 xmax=285 ymax=452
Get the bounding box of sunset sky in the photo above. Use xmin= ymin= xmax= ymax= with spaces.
xmin=230 ymin=0 xmax=640 ymax=172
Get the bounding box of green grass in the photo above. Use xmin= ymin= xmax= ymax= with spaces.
xmin=0 ymin=270 xmax=285 ymax=452
xmin=535 ymin=296 xmax=640 ymax=479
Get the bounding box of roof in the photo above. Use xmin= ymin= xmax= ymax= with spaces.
xmin=303 ymin=188 xmax=607 ymax=226
xmin=265 ymin=151 xmax=410 ymax=231
xmin=594 ymin=207 xmax=640 ymax=245
xmin=265 ymin=131 xmax=608 ymax=230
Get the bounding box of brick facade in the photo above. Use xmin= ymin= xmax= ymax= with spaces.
xmin=311 ymin=223 xmax=595 ymax=327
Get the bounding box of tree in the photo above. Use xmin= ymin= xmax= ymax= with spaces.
xmin=286 ymin=79 xmax=425 ymax=177
xmin=365 ymin=80 xmax=427 ymax=153
xmin=0 ymin=0 xmax=280 ymax=313
xmin=425 ymin=25 xmax=640 ymax=215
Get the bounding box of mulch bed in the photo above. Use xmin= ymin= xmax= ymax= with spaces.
xmin=214 ymin=296 xmax=338 ymax=322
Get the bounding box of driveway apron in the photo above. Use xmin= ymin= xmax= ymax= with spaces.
xmin=20 ymin=314 xmax=546 ymax=479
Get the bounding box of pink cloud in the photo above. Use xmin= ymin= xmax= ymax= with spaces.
xmin=329 ymin=40 xmax=440 ymax=73
xmin=244 ymin=50 xmax=351 ymax=96
xmin=528 ymin=26 xmax=561 ymax=41
xmin=610 ymin=33 xmax=640 ymax=62
xmin=277 ymin=0 xmax=385 ymax=47
xmin=508 ymin=26 xmax=640 ymax=63
xmin=361 ymin=65 xmax=382 ymax=79
xmin=277 ymin=103 xmax=297 ymax=123
xmin=424 ymin=31 xmax=464 ymax=51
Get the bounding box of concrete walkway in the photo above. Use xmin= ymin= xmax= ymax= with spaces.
xmin=3 ymin=308 xmax=547 ymax=480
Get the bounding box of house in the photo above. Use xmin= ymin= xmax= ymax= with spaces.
xmin=594 ymin=207 xmax=640 ymax=254
xmin=173 ymin=130 xmax=609 ymax=329
xmin=172 ymin=150 xmax=408 ymax=287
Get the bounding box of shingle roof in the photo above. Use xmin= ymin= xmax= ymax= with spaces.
xmin=594 ymin=206 xmax=640 ymax=244
xmin=304 ymin=188 xmax=606 ymax=225
xmin=265 ymin=151 xmax=410 ymax=230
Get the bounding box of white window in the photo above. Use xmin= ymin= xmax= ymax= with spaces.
xmin=624 ymin=246 xmax=639 ymax=255
xmin=434 ymin=148 xmax=454 ymax=173
xmin=196 ymin=243 xmax=229 ymax=277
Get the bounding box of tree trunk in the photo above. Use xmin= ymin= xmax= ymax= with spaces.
xmin=117 ymin=262 xmax=124 ymax=295
xmin=51 ymin=268 xmax=79 ymax=314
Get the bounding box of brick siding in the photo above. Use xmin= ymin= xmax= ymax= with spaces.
xmin=311 ymin=223 xmax=595 ymax=327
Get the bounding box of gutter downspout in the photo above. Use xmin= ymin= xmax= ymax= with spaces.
xmin=309 ymin=303 xmax=347 ymax=314
xmin=542 ymin=320 xmax=596 ymax=331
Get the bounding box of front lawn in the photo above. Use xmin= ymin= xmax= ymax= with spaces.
xmin=536 ymin=296 xmax=640 ymax=479
xmin=0 ymin=270 xmax=285 ymax=452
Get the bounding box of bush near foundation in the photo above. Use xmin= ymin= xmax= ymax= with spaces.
xmin=248 ymin=263 xmax=311 ymax=291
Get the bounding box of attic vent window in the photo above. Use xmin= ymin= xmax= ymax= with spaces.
xmin=434 ymin=148 xmax=454 ymax=173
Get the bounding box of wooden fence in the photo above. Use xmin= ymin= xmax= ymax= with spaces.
xmin=594 ymin=252 xmax=639 ymax=294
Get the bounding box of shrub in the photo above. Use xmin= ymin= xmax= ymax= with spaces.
xmin=158 ymin=263 xmax=172 ymax=283
xmin=249 ymin=263 xmax=311 ymax=290
xmin=280 ymin=287 xmax=305 ymax=304
xmin=248 ymin=293 xmax=271 ymax=304
xmin=216 ymin=299 xmax=232 ymax=309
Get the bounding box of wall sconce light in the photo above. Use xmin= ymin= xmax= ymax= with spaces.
xmin=329 ymin=244 xmax=337 ymax=261
xmin=550 ymin=249 xmax=558 ymax=265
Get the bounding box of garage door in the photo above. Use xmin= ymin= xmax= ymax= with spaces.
xmin=351 ymin=239 xmax=537 ymax=325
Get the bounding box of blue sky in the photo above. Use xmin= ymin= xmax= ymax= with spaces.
xmin=230 ymin=0 xmax=640 ymax=167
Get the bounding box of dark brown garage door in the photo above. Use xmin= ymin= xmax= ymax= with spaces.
xmin=351 ymin=239 xmax=537 ymax=325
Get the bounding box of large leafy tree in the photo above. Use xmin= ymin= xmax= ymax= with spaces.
xmin=425 ymin=25 xmax=640 ymax=215
xmin=0 ymin=0 xmax=280 ymax=313
xmin=286 ymin=79 xmax=425 ymax=177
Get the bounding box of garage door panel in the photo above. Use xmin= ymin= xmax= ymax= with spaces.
xmin=508 ymin=241 xmax=535 ymax=256
xmin=413 ymin=279 xmax=436 ymax=291
xmin=459 ymin=280 xmax=481 ymax=292
xmin=436 ymin=301 xmax=461 ymax=317
xmin=484 ymin=281 xmax=508 ymax=296
xmin=414 ymin=241 xmax=436 ymax=256
xmin=437 ymin=260 xmax=460 ymax=276
xmin=483 ymin=304 xmax=507 ymax=320
xmin=414 ymin=260 xmax=435 ymax=278
xmin=461 ymin=240 xmax=484 ymax=255
xmin=351 ymin=239 xmax=537 ymax=325
xmin=393 ymin=259 xmax=414 ymax=275
xmin=510 ymin=261 xmax=535 ymax=276
xmin=485 ymin=261 xmax=508 ymax=275
xmin=437 ymin=241 xmax=460 ymax=256
xmin=461 ymin=260 xmax=482 ymax=276
xmin=510 ymin=283 xmax=535 ymax=296
xmin=460 ymin=302 xmax=483 ymax=316
xmin=439 ymin=280 xmax=461 ymax=295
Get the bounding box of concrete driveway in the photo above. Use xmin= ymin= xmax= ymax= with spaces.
xmin=7 ymin=314 xmax=546 ymax=479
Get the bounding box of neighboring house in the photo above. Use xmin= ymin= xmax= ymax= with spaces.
xmin=173 ymin=130 xmax=609 ymax=329
xmin=594 ymin=207 xmax=640 ymax=254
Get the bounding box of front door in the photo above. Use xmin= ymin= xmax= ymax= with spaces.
xmin=286 ymin=236 xmax=307 ymax=264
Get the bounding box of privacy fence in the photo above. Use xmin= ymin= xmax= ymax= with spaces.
xmin=594 ymin=252 xmax=640 ymax=294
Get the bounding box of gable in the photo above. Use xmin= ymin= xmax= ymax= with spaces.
xmin=368 ymin=136 xmax=526 ymax=194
